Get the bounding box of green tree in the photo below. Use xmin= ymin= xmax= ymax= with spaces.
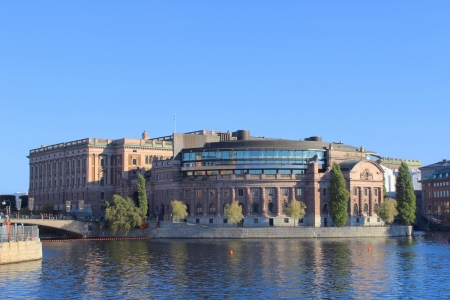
xmin=137 ymin=173 xmax=148 ymax=219
xmin=284 ymin=200 xmax=306 ymax=225
xmin=224 ymin=201 xmax=244 ymax=225
xmin=329 ymin=163 xmax=350 ymax=227
xmin=375 ymin=198 xmax=398 ymax=223
xmin=105 ymin=194 xmax=143 ymax=234
xmin=383 ymin=174 xmax=388 ymax=199
xmin=171 ymin=200 xmax=188 ymax=221
xmin=395 ymin=162 xmax=416 ymax=225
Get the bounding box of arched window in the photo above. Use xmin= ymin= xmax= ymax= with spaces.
xmin=196 ymin=203 xmax=202 ymax=215
xmin=363 ymin=203 xmax=368 ymax=213
xmin=268 ymin=202 xmax=274 ymax=213
xmin=374 ymin=203 xmax=379 ymax=213
xmin=209 ymin=203 xmax=216 ymax=214
xmin=353 ymin=203 xmax=358 ymax=216
xmin=186 ymin=203 xmax=190 ymax=215
xmin=322 ymin=203 xmax=328 ymax=214
xmin=252 ymin=203 xmax=259 ymax=213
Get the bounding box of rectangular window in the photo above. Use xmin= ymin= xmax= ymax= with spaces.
xmin=282 ymin=188 xmax=289 ymax=196
xmin=268 ymin=188 xmax=274 ymax=196
xmin=184 ymin=189 xmax=190 ymax=198
xmin=132 ymin=159 xmax=137 ymax=165
xmin=166 ymin=173 xmax=170 ymax=180
xmin=101 ymin=192 xmax=104 ymax=200
xmin=238 ymin=189 xmax=244 ymax=196
xmin=254 ymin=218 xmax=258 ymax=224
xmin=155 ymin=175 xmax=159 ymax=181
xmin=296 ymin=188 xmax=302 ymax=196
xmin=209 ymin=219 xmax=213 ymax=224
xmin=252 ymin=188 xmax=259 ymax=197
xmin=323 ymin=188 xmax=327 ymax=196
xmin=210 ymin=189 xmax=216 ymax=197
xmin=197 ymin=189 xmax=202 ymax=197
xmin=354 ymin=187 xmax=358 ymax=196
xmin=364 ymin=188 xmax=368 ymax=196
xmin=223 ymin=218 xmax=228 ymax=224
xmin=224 ymin=189 xmax=229 ymax=197
xmin=374 ymin=189 xmax=378 ymax=196
xmin=284 ymin=218 xmax=289 ymax=223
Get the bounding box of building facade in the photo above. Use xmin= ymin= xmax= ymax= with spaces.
xmin=28 ymin=129 xmax=386 ymax=227
xmin=420 ymin=160 xmax=450 ymax=217
xmin=28 ymin=133 xmax=172 ymax=215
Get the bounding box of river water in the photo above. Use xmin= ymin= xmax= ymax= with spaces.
xmin=1 ymin=231 xmax=449 ymax=299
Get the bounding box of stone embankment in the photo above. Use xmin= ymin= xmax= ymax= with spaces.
xmin=0 ymin=240 xmax=42 ymax=265
xmin=150 ymin=222 xmax=413 ymax=239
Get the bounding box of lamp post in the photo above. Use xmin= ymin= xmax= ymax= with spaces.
xmin=2 ymin=200 xmax=11 ymax=216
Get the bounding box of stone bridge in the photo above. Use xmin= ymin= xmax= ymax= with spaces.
xmin=8 ymin=219 xmax=98 ymax=237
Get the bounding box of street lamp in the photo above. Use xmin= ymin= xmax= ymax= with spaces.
xmin=2 ymin=200 xmax=11 ymax=216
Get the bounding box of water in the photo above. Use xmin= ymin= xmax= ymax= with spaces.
xmin=1 ymin=231 xmax=449 ymax=299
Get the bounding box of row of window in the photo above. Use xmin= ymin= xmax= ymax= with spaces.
xmin=353 ymin=187 xmax=380 ymax=197
xmin=156 ymin=201 xmax=378 ymax=216
xmin=154 ymin=174 xmax=171 ymax=181
xmin=184 ymin=169 xmax=306 ymax=176
xmin=182 ymin=160 xmax=324 ymax=167
xmin=429 ymin=182 xmax=450 ymax=187
xmin=30 ymin=177 xmax=88 ymax=190
xmin=430 ymin=190 xmax=450 ymax=198
xmin=179 ymin=187 xmax=302 ymax=198
xmin=182 ymin=150 xmax=325 ymax=161
xmin=30 ymin=157 xmax=122 ymax=174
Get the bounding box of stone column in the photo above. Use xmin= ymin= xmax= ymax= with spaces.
xmin=216 ymin=188 xmax=221 ymax=216
xmin=93 ymin=154 xmax=99 ymax=185
xmin=291 ymin=187 xmax=295 ymax=203
xmin=261 ymin=187 xmax=266 ymax=215
xmin=246 ymin=187 xmax=252 ymax=216
xmin=275 ymin=187 xmax=280 ymax=216
xmin=231 ymin=187 xmax=236 ymax=202
xmin=203 ymin=188 xmax=207 ymax=216
xmin=190 ymin=189 xmax=195 ymax=216
xmin=358 ymin=187 xmax=362 ymax=216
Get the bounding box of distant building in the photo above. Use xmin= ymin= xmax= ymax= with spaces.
xmin=28 ymin=129 xmax=386 ymax=227
xmin=420 ymin=160 xmax=450 ymax=215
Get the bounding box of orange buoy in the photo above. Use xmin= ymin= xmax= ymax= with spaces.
xmin=229 ymin=251 xmax=233 ymax=255
xmin=368 ymin=247 xmax=371 ymax=251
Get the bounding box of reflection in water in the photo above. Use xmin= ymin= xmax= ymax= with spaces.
xmin=1 ymin=232 xmax=450 ymax=298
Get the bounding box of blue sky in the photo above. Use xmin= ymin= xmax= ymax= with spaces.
xmin=1 ymin=1 xmax=449 ymax=194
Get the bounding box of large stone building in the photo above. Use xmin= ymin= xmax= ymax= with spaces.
xmin=27 ymin=132 xmax=172 ymax=215
xmin=28 ymin=129 xmax=386 ymax=227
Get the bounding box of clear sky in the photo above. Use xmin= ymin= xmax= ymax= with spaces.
xmin=1 ymin=1 xmax=449 ymax=194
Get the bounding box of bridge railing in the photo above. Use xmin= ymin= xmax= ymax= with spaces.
xmin=0 ymin=225 xmax=39 ymax=243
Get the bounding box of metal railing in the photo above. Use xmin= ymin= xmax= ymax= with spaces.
xmin=0 ymin=224 xmax=39 ymax=243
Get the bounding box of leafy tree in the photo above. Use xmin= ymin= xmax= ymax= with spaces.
xmin=137 ymin=173 xmax=148 ymax=218
xmin=395 ymin=162 xmax=416 ymax=225
xmin=171 ymin=200 xmax=188 ymax=221
xmin=224 ymin=201 xmax=244 ymax=225
xmin=105 ymin=194 xmax=143 ymax=234
xmin=329 ymin=163 xmax=350 ymax=227
xmin=375 ymin=198 xmax=398 ymax=223
xmin=284 ymin=200 xmax=306 ymax=225
xmin=383 ymin=174 xmax=388 ymax=199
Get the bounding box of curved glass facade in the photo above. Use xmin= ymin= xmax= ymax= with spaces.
xmin=182 ymin=150 xmax=326 ymax=167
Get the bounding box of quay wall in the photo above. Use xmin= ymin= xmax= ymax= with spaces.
xmin=0 ymin=240 xmax=42 ymax=265
xmin=150 ymin=224 xmax=413 ymax=239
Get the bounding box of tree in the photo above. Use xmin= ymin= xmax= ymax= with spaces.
xmin=383 ymin=174 xmax=388 ymax=199
xmin=396 ymin=162 xmax=416 ymax=225
xmin=329 ymin=162 xmax=350 ymax=227
xmin=105 ymin=194 xmax=143 ymax=234
xmin=375 ymin=198 xmax=398 ymax=223
xmin=171 ymin=200 xmax=188 ymax=221
xmin=224 ymin=201 xmax=244 ymax=225
xmin=137 ymin=173 xmax=148 ymax=219
xmin=284 ymin=200 xmax=306 ymax=225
